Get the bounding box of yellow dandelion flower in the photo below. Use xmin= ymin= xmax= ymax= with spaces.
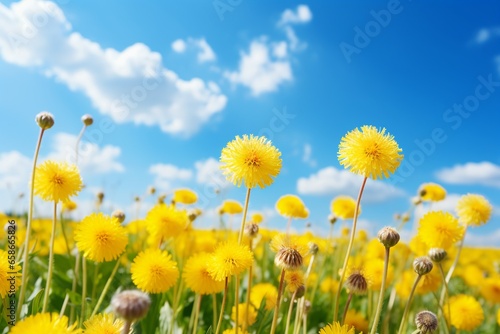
xmin=480 ymin=277 xmax=500 ymax=303
xmin=271 ymin=233 xmax=307 ymax=270
xmin=183 ymin=253 xmax=225 ymax=295
xmin=331 ymin=196 xmax=359 ymax=220
xmin=131 ymin=249 xmax=179 ymax=293
xmin=172 ymin=188 xmax=198 ymax=205
xmin=275 ymin=194 xmax=309 ymax=219
xmin=220 ymin=134 xmax=282 ymax=189
xmin=75 ymin=213 xmax=128 ymax=262
xmin=146 ymin=204 xmax=188 ymax=244
xmin=457 ymin=193 xmax=492 ymax=226
xmin=34 ymin=160 xmax=83 ymax=203
xmin=319 ymin=322 xmax=356 ymax=334
xmin=320 ymin=277 xmax=339 ymax=295
xmin=285 ymin=270 xmax=304 ymax=294
xmin=220 ymin=200 xmax=243 ymax=214
xmin=418 ymin=183 xmax=446 ymax=202
xmin=418 ymin=211 xmax=464 ymax=250
xmin=344 ymin=309 xmax=369 ymax=333
xmin=222 ymin=328 xmax=248 ymax=334
xmin=10 ymin=313 xmax=81 ymax=334
xmin=364 ymin=258 xmax=393 ymax=291
xmin=83 ymin=313 xmax=124 ymax=334
xmin=231 ymin=303 xmax=257 ymax=326
xmin=0 ymin=250 xmax=21 ymax=298
xmin=458 ymin=264 xmax=485 ymax=287
xmin=445 ymin=294 xmax=484 ymax=331
xmin=250 ymin=283 xmax=278 ymax=310
xmin=416 ymin=267 xmax=441 ymax=295
xmin=251 ymin=212 xmax=264 ymax=224
xmin=338 ymin=125 xmax=403 ymax=180
xmin=208 ymin=241 xmax=253 ymax=281
xmin=62 ymin=200 xmax=78 ymax=212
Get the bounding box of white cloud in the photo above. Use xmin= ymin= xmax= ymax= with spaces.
xmin=0 ymin=0 xmax=227 ymax=137
xmin=272 ymin=41 xmax=288 ymax=59
xmin=302 ymin=143 xmax=316 ymax=167
xmin=47 ymin=132 xmax=124 ymax=174
xmin=149 ymin=163 xmax=193 ymax=190
xmin=279 ymin=5 xmax=312 ymax=26
xmin=171 ymin=39 xmax=186 ymax=53
xmin=194 ymin=157 xmax=231 ymax=189
xmin=436 ymin=161 xmax=500 ymax=187
xmin=171 ymin=37 xmax=216 ymax=63
xmin=465 ymin=228 xmax=500 ymax=247
xmin=225 ymin=38 xmax=292 ymax=96
xmin=0 ymin=151 xmax=31 ymax=191
xmin=297 ymin=166 xmax=405 ymax=202
xmin=474 ymin=27 xmax=500 ymax=44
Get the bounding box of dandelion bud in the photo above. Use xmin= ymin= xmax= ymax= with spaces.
xmin=412 ymin=196 xmax=423 ymax=205
xmin=401 ymin=212 xmax=410 ymax=223
xmin=394 ymin=213 xmax=401 ymax=220
xmin=294 ymin=285 xmax=306 ymax=298
xmin=415 ymin=310 xmax=438 ymax=334
xmin=413 ymin=257 xmax=433 ymax=276
xmin=377 ymin=226 xmax=400 ymax=248
xmin=148 ymin=186 xmax=156 ymax=195
xmin=345 ymin=270 xmax=368 ymax=295
xmin=97 ymin=191 xmax=105 ymax=204
xmin=35 ymin=111 xmax=54 ymax=130
xmin=275 ymin=247 xmax=303 ymax=270
xmin=134 ymin=196 xmax=141 ymax=202
xmin=308 ymin=242 xmax=319 ymax=256
xmin=244 ymin=223 xmax=259 ymax=238
xmin=157 ymin=194 xmax=166 ymax=204
xmin=81 ymin=114 xmax=93 ymax=126
xmin=112 ymin=210 xmax=126 ymax=224
xmin=328 ymin=214 xmax=337 ymax=225
xmin=111 ymin=290 xmax=151 ymax=322
xmin=428 ymin=248 xmax=447 ymax=263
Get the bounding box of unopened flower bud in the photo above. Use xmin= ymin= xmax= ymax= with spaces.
xmin=35 ymin=111 xmax=54 ymax=130
xmin=428 ymin=248 xmax=447 ymax=263
xmin=401 ymin=212 xmax=410 ymax=223
xmin=345 ymin=270 xmax=368 ymax=295
xmin=412 ymin=196 xmax=422 ymax=205
xmin=377 ymin=226 xmax=400 ymax=248
xmin=112 ymin=210 xmax=126 ymax=224
xmin=97 ymin=191 xmax=105 ymax=204
xmin=111 ymin=290 xmax=151 ymax=322
xmin=157 ymin=194 xmax=166 ymax=204
xmin=81 ymin=114 xmax=93 ymax=126
xmin=244 ymin=223 xmax=259 ymax=238
xmin=413 ymin=257 xmax=433 ymax=276
xmin=275 ymin=247 xmax=303 ymax=270
xmin=308 ymin=242 xmax=319 ymax=256
xmin=415 ymin=310 xmax=438 ymax=334
xmin=148 ymin=186 xmax=156 ymax=195
xmin=328 ymin=214 xmax=337 ymax=225
xmin=294 ymin=285 xmax=306 ymax=299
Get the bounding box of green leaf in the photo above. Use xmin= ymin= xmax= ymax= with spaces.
xmin=27 ymin=289 xmax=44 ymax=315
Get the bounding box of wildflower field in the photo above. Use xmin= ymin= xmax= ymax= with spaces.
xmin=2 ymin=113 xmax=500 ymax=334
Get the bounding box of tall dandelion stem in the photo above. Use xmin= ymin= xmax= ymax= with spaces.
xmin=42 ymin=201 xmax=58 ymax=312
xmin=397 ymin=275 xmax=422 ymax=334
xmin=81 ymin=255 xmax=88 ymax=325
xmin=285 ymin=290 xmax=298 ymax=334
xmin=244 ymin=239 xmax=254 ymax=330
xmin=370 ymin=247 xmax=390 ymax=334
xmin=75 ymin=123 xmax=87 ymax=166
xmin=192 ymin=294 xmax=202 ymax=334
xmin=17 ymin=127 xmax=45 ymax=318
xmin=235 ymin=274 xmax=240 ymax=334
xmin=341 ymin=292 xmax=354 ymax=325
xmin=238 ymin=188 xmax=252 ymax=244
xmin=270 ymin=269 xmax=286 ymax=334
xmin=333 ymin=176 xmax=367 ymax=322
xmin=215 ymin=277 xmax=229 ymax=334
xmin=91 ymin=259 xmax=121 ymax=317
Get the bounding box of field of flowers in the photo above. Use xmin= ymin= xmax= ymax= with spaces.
xmin=1 ymin=112 xmax=499 ymax=333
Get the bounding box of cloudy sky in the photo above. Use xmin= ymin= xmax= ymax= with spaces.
xmin=1 ymin=0 xmax=500 ymax=245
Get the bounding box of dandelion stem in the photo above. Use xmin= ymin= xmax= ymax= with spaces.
xmin=122 ymin=320 xmax=132 ymax=334
xmin=370 ymin=246 xmax=390 ymax=334
xmin=235 ymin=274 xmax=240 ymax=334
xmin=17 ymin=128 xmax=45 ymax=319
xmin=91 ymin=258 xmax=121 ymax=317
xmin=341 ymin=292 xmax=353 ymax=325
xmin=270 ymin=269 xmax=286 ymax=334
xmin=215 ymin=277 xmax=229 ymax=334
xmin=60 ymin=293 xmax=70 ymax=318
xmin=285 ymin=290 xmax=298 ymax=334
xmin=238 ymin=188 xmax=252 ymax=244
xmin=192 ymin=294 xmax=202 ymax=334
xmin=42 ymin=202 xmax=58 ymax=312
xmin=81 ymin=255 xmax=88 ymax=326
xmin=212 ymin=293 xmax=218 ymax=332
xmin=333 ymin=177 xmax=367 ymax=322
xmin=437 ymin=262 xmax=451 ymax=333
xmin=70 ymin=251 xmax=81 ymax=324
xmin=75 ymin=124 xmax=87 ymax=166
xmin=243 ymin=239 xmax=254 ymax=331
xmin=397 ymin=275 xmax=422 ymax=334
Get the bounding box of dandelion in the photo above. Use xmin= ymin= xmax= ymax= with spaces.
xmin=84 ymin=313 xmax=124 ymax=334
xmin=251 ymin=212 xmax=264 ymax=224
xmin=131 ymin=249 xmax=179 ymax=293
xmin=415 ymin=310 xmax=438 ymax=334
xmin=75 ymin=213 xmax=128 ymax=262
xmin=418 ymin=183 xmax=446 ymax=202
xmin=271 ymin=234 xmax=306 ymax=271
xmin=331 ymin=196 xmax=359 ymax=220
xmin=172 ymin=188 xmax=198 ymax=205
xmin=250 ymin=283 xmax=278 ymax=310
xmin=480 ymin=277 xmax=500 ymax=303
xmin=418 ymin=211 xmax=463 ymax=250
xmin=276 ymin=194 xmax=309 ymax=219
xmin=183 ymin=253 xmax=225 ymax=295
xmin=112 ymin=290 xmax=151 ymax=334
xmin=456 ymin=193 xmax=492 ymax=226
xmin=10 ymin=313 xmax=80 ymax=334
xmin=344 ymin=309 xmax=369 ymax=333
xmin=220 ymin=134 xmax=282 ymax=189
xmin=145 ymin=204 xmax=188 ymax=246
xmin=220 ymin=200 xmax=244 ymax=214
xmin=319 ymin=322 xmax=356 ymax=334
xmin=445 ymin=294 xmax=484 ymax=331
xmin=208 ymin=241 xmax=253 ymax=281
xmin=231 ymin=303 xmax=257 ymax=326
xmin=285 ymin=270 xmax=304 ymax=294
xmin=34 ymin=160 xmax=83 ymax=203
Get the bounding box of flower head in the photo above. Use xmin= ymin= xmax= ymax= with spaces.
xmin=275 ymin=194 xmax=309 ymax=219
xmin=377 ymin=226 xmax=400 ymax=248
xmin=172 ymin=188 xmax=198 ymax=205
xmin=75 ymin=213 xmax=128 ymax=262
xmin=445 ymin=294 xmax=484 ymax=331
xmin=480 ymin=277 xmax=500 ymax=303
xmin=319 ymin=322 xmax=356 ymax=334
xmin=251 ymin=212 xmax=264 ymax=224
xmin=418 ymin=183 xmax=446 ymax=202
xmin=251 ymin=283 xmax=278 ymax=310
xmin=344 ymin=310 xmax=369 ymax=333
xmin=34 ymin=160 xmax=83 ymax=203
xmin=183 ymin=253 xmax=225 ymax=295
xmin=131 ymin=249 xmax=179 ymax=293
xmin=10 ymin=313 xmax=80 ymax=334
xmin=231 ymin=303 xmax=257 ymax=326
xmin=208 ymin=240 xmax=253 ymax=281
xmin=415 ymin=310 xmax=438 ymax=334
xmin=220 ymin=134 xmax=282 ymax=188
xmin=418 ymin=211 xmax=464 ymax=250
xmin=345 ymin=269 xmax=368 ymax=295
xmin=83 ymin=313 xmax=124 ymax=334
xmin=331 ymin=196 xmax=359 ymax=220
xmin=338 ymin=125 xmax=403 ymax=180
xmin=36 ymin=111 xmax=55 ymax=130
xmin=81 ymin=114 xmax=94 ymax=126
xmin=457 ymin=193 xmax=492 ymax=226
xmin=271 ymin=234 xmax=307 ymax=270
xmin=285 ymin=270 xmax=304 ymax=294
xmin=146 ymin=204 xmax=188 ymax=245
xmin=220 ymin=200 xmax=243 ymax=214
xmin=111 ymin=290 xmax=151 ymax=321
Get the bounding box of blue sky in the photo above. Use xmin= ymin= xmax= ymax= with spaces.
xmin=1 ymin=0 xmax=500 ymax=245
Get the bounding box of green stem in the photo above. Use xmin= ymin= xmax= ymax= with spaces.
xmin=17 ymin=128 xmax=45 ymax=319
xmin=42 ymin=202 xmax=58 ymax=312
xmin=91 ymin=262 xmax=99 ymax=303
xmin=75 ymin=124 xmax=87 ymax=166
xmin=370 ymin=247 xmax=390 ymax=334
xmin=285 ymin=290 xmax=298 ymax=334
xmin=437 ymin=263 xmax=451 ymax=333
xmin=212 ymin=293 xmax=218 ymax=332
xmin=238 ymin=188 xmax=252 ymax=244
xmin=341 ymin=292 xmax=353 ymax=325
xmin=91 ymin=259 xmax=121 ymax=317
xmin=192 ymin=294 xmax=202 ymax=334
xmin=243 ymin=239 xmax=254 ymax=331
xmin=333 ymin=177 xmax=367 ymax=322
xmin=122 ymin=320 xmax=132 ymax=334
xmin=60 ymin=293 xmax=70 ymax=318
xmin=235 ymin=274 xmax=240 ymax=334
xmin=70 ymin=251 xmax=81 ymax=324
xmin=270 ymin=269 xmax=286 ymax=334
xmin=397 ymin=275 xmax=422 ymax=334
xmin=59 ymin=211 xmax=72 ymax=259
xmin=215 ymin=277 xmax=229 ymax=334
xmin=81 ymin=255 xmax=88 ymax=326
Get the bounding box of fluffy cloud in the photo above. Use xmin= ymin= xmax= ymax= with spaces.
xmin=297 ymin=167 xmax=405 ymax=202
xmin=149 ymin=163 xmax=193 ymax=190
xmin=171 ymin=37 xmax=216 ymax=63
xmin=278 ymin=5 xmax=312 ymax=26
xmin=474 ymin=27 xmax=500 ymax=44
xmin=436 ymin=161 xmax=500 ymax=187
xmin=194 ymin=157 xmax=229 ymax=187
xmin=0 ymin=0 xmax=226 ymax=137
xmin=0 ymin=151 xmax=31 ymax=191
